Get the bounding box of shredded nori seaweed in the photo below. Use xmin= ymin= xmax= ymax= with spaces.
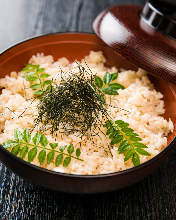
xmin=36 ymin=66 xmax=107 ymax=136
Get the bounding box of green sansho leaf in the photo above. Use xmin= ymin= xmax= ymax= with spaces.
xmin=76 ymin=148 xmax=81 ymax=157
xmin=34 ymin=90 xmax=43 ymax=96
xmin=14 ymin=129 xmax=23 ymax=142
xmin=124 ymin=150 xmax=134 ymax=161
xmin=40 ymin=73 xmax=50 ymax=78
xmin=111 ymin=72 xmax=118 ymax=81
xmin=115 ymin=120 xmax=129 ymax=128
xmin=28 ymin=147 xmax=37 ymax=162
xmin=109 ymin=83 xmax=124 ymax=90
xmin=23 ymin=128 xmax=31 ymax=143
xmin=47 ymin=151 xmax=55 ymax=164
xmin=23 ymin=71 xmax=35 ymax=77
xmin=20 ymin=145 xmax=28 ymax=159
xmin=94 ymin=75 xmax=103 ymax=88
xmin=136 ymin=148 xmax=150 ymax=156
xmin=59 ymin=145 xmax=66 ymax=152
xmin=131 ymin=142 xmax=147 ymax=148
xmin=30 ymin=84 xmax=41 ymax=89
xmin=3 ymin=140 xmax=17 ymax=148
xmin=106 ymin=127 xmax=113 ymax=135
xmin=118 ymin=140 xmax=130 ymax=154
xmin=121 ymin=127 xmax=133 ymax=133
xmin=129 ymin=136 xmax=142 ymax=142
xmin=109 ymin=131 xmax=118 ymax=139
xmin=46 ymin=85 xmax=52 ymax=92
xmin=63 ymin=156 xmax=71 ymax=167
xmin=55 ymin=154 xmax=63 ymax=166
xmin=132 ymin=152 xmax=140 ymax=166
xmin=111 ymin=135 xmax=123 ymax=145
xmin=118 ymin=144 xmax=130 ymax=154
xmin=26 ymin=76 xmax=38 ymax=81
xmin=37 ymin=67 xmax=45 ymax=73
xmin=67 ymin=144 xmax=74 ymax=154
xmin=38 ymin=150 xmax=46 ymax=165
xmin=42 ymin=80 xmax=52 ymax=86
xmin=103 ymin=72 xmax=112 ymax=85
xmin=40 ymin=134 xmax=48 ymax=147
xmin=11 ymin=144 xmax=20 ymax=155
xmin=102 ymin=87 xmax=118 ymax=95
xmin=49 ymin=143 xmax=58 ymax=149
xmin=32 ymin=132 xmax=41 ymax=145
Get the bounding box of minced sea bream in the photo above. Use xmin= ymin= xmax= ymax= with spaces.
xmin=0 ymin=51 xmax=174 ymax=174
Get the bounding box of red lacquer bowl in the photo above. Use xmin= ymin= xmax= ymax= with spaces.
xmin=0 ymin=33 xmax=176 ymax=193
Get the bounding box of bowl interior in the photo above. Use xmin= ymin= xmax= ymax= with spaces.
xmin=0 ymin=33 xmax=176 ymax=146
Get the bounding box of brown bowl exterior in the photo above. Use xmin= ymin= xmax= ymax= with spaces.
xmin=0 ymin=33 xmax=176 ymax=194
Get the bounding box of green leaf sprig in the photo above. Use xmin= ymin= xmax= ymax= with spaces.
xmin=22 ymin=64 xmax=52 ymax=98
xmin=94 ymin=72 xmax=124 ymax=95
xmin=3 ymin=128 xmax=83 ymax=167
xmin=104 ymin=120 xmax=151 ymax=166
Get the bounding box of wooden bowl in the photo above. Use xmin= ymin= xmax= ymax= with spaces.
xmin=0 ymin=33 xmax=176 ymax=194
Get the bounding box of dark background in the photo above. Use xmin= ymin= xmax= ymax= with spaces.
xmin=1 ymin=0 xmax=176 ymax=219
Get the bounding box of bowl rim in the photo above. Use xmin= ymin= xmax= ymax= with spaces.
xmin=0 ymin=31 xmax=175 ymax=179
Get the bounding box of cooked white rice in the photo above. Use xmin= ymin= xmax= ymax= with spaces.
xmin=0 ymin=51 xmax=174 ymax=174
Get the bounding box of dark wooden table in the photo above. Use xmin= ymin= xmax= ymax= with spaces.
xmin=1 ymin=0 xmax=176 ymax=219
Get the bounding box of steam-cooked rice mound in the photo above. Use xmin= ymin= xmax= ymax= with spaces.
xmin=0 ymin=51 xmax=174 ymax=174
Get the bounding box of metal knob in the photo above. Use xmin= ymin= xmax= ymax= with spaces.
xmin=140 ymin=0 xmax=176 ymax=40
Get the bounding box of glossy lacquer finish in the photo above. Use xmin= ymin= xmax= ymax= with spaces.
xmin=93 ymin=5 xmax=176 ymax=83
xmin=0 ymin=33 xmax=176 ymax=194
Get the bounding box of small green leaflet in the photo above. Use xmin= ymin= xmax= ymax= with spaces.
xmin=76 ymin=148 xmax=81 ymax=157
xmin=30 ymin=84 xmax=40 ymax=89
xmin=47 ymin=151 xmax=55 ymax=164
xmin=49 ymin=143 xmax=58 ymax=149
xmin=33 ymin=132 xmax=41 ymax=145
xmin=28 ymin=147 xmax=37 ymax=162
xmin=55 ymin=154 xmax=63 ymax=166
xmin=38 ymin=150 xmax=46 ymax=165
xmin=34 ymin=90 xmax=43 ymax=96
xmin=124 ymin=149 xmax=134 ymax=161
xmin=94 ymin=76 xmax=103 ymax=88
xmin=3 ymin=140 xmax=17 ymax=148
xmin=59 ymin=145 xmax=66 ymax=152
xmin=102 ymin=87 xmax=118 ymax=95
xmin=110 ymin=135 xmax=123 ymax=145
xmin=11 ymin=144 xmax=20 ymax=155
xmin=132 ymin=152 xmax=140 ymax=166
xmin=42 ymin=80 xmax=52 ymax=86
xmin=26 ymin=76 xmax=38 ymax=81
xmin=2 ymin=129 xmax=83 ymax=168
xmin=40 ymin=73 xmax=50 ymax=78
xmin=14 ymin=129 xmax=23 ymax=142
xmin=23 ymin=128 xmax=31 ymax=143
xmin=20 ymin=145 xmax=28 ymax=159
xmin=103 ymin=73 xmax=112 ymax=85
xmin=135 ymin=148 xmax=150 ymax=156
xmin=63 ymin=157 xmax=71 ymax=167
xmin=109 ymin=83 xmax=124 ymax=90
xmin=67 ymin=144 xmax=74 ymax=154
xmin=111 ymin=72 xmax=118 ymax=81
xmin=40 ymin=134 xmax=48 ymax=147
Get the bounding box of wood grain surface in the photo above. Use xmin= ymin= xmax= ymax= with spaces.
xmin=0 ymin=0 xmax=176 ymax=219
